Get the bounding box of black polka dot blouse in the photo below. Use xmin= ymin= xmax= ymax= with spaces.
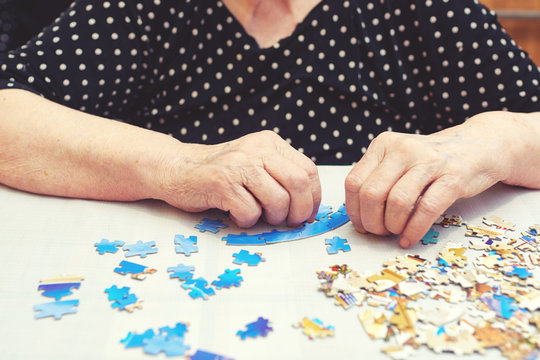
xmin=1 ymin=0 xmax=539 ymax=164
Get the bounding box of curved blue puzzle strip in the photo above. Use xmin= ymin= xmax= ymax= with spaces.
xmin=223 ymin=204 xmax=349 ymax=245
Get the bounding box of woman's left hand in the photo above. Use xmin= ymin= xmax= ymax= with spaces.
xmin=344 ymin=111 xmax=540 ymax=248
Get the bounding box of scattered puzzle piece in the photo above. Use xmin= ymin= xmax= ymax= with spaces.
xmin=421 ymin=228 xmax=439 ymax=245
xmin=174 ymin=235 xmax=199 ymax=256
xmin=436 ymin=214 xmax=466 ymax=228
xmin=123 ymin=240 xmax=158 ymax=258
xmin=189 ymin=350 xmax=234 ymax=360
xmin=212 ymin=269 xmax=243 ymax=289
xmin=105 ymin=285 xmax=130 ymax=301
xmin=168 ymin=264 xmax=195 ymax=281
xmin=182 ymin=277 xmax=216 ymax=300
xmin=294 ymin=317 xmax=335 ymax=339
xmin=121 ymin=329 xmax=155 ymax=348
xmin=325 ymin=236 xmax=351 ymax=254
xmin=195 ymin=218 xmax=228 ymax=233
xmin=232 ymin=249 xmax=264 ymax=266
xmin=34 ymin=300 xmax=79 ymax=320
xmin=39 ymin=275 xmax=84 ymax=283
xmin=237 ymin=317 xmax=273 ymax=339
xmin=482 ymin=215 xmax=516 ymax=231
xmin=38 ymin=282 xmax=81 ymax=300
xmin=505 ymin=265 xmax=533 ymax=280
xmin=142 ymin=335 xmax=190 ymax=356
xmin=114 ymin=260 xmax=157 ymax=280
xmin=94 ymin=239 xmax=125 ymax=254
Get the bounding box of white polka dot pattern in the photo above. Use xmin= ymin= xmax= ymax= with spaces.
xmin=0 ymin=0 xmax=539 ymax=164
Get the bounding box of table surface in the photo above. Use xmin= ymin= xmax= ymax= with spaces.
xmin=1 ymin=165 xmax=538 ymax=360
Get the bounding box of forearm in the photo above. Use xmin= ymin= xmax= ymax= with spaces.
xmin=0 ymin=89 xmax=186 ymax=201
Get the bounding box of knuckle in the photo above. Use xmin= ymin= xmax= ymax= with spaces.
xmin=345 ymin=173 xmax=362 ymax=193
xmin=359 ymin=183 xmax=385 ymax=204
xmin=387 ymin=188 xmax=414 ymax=212
xmin=417 ymin=196 xmax=443 ymax=218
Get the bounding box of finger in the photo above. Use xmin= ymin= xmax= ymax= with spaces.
xmin=345 ymin=152 xmax=381 ymax=233
xmin=288 ymin=151 xmax=322 ymax=222
xmin=222 ymin=185 xmax=263 ymax=228
xmin=263 ymin=156 xmax=315 ymax=226
xmin=384 ymin=166 xmax=436 ymax=235
xmin=399 ymin=176 xmax=459 ymax=248
xmin=242 ymin=166 xmax=292 ymax=226
xmin=358 ymin=155 xmax=408 ymax=235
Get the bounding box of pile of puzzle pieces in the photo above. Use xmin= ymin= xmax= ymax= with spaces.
xmin=34 ymin=275 xmax=84 ymax=320
xmin=317 ymin=214 xmax=540 ymax=359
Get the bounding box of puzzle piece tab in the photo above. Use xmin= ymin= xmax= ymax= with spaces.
xmin=195 ymin=218 xmax=228 ymax=233
xmin=174 ymin=235 xmax=199 ymax=256
xmin=232 ymin=249 xmax=264 ymax=266
xmin=325 ymin=236 xmax=351 ymax=254
xmin=94 ymin=239 xmax=125 ymax=254
xmin=123 ymin=240 xmax=158 ymax=258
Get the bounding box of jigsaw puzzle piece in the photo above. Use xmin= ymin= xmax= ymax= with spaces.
xmin=195 ymin=218 xmax=228 ymax=233
xmin=212 ymin=269 xmax=243 ymax=289
xmin=237 ymin=317 xmax=273 ymax=339
xmin=421 ymin=228 xmax=440 ymax=245
xmin=159 ymin=322 xmax=189 ymax=340
xmin=142 ymin=334 xmax=190 ymax=356
xmin=111 ymin=293 xmax=141 ymax=311
xmin=105 ymin=285 xmax=131 ymax=301
xmin=222 ymin=232 xmax=266 ymax=245
xmin=294 ymin=317 xmax=335 ymax=339
xmin=315 ymin=204 xmax=333 ymax=220
xmin=34 ymin=299 xmax=79 ymax=320
xmin=121 ymin=329 xmax=155 ymax=348
xmin=114 ymin=260 xmax=157 ymax=280
xmin=189 ymin=350 xmax=234 ymax=360
xmin=168 ymin=264 xmax=195 ymax=281
xmin=38 ymin=282 xmax=81 ymax=300
xmin=182 ymin=277 xmax=215 ymax=300
xmin=232 ymin=249 xmax=264 ymax=265
xmin=325 ymin=236 xmax=351 ymax=254
xmin=174 ymin=235 xmax=199 ymax=256
xmin=94 ymin=239 xmax=125 ymax=254
xmin=123 ymin=240 xmax=158 ymax=258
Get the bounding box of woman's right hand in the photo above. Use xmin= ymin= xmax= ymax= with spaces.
xmin=160 ymin=130 xmax=322 ymax=228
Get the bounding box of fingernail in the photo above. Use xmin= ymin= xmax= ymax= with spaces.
xmin=400 ymin=237 xmax=410 ymax=248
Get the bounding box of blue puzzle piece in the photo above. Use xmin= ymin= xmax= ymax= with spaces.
xmin=105 ymin=285 xmax=130 ymax=301
xmin=142 ymin=334 xmax=190 ymax=357
xmin=159 ymin=322 xmax=189 ymax=340
xmin=325 ymin=236 xmax=351 ymax=254
xmin=190 ymin=350 xmax=234 ymax=360
xmin=236 ymin=317 xmax=273 ymax=339
xmin=182 ymin=277 xmax=215 ymax=300
xmin=34 ymin=300 xmax=79 ymax=320
xmin=481 ymin=294 xmax=519 ymax=319
xmin=212 ymin=269 xmax=243 ymax=289
xmin=111 ymin=293 xmax=139 ymax=310
xmin=114 ymin=260 xmax=147 ymax=275
xmin=121 ymin=329 xmax=156 ymax=348
xmin=195 ymin=218 xmax=228 ymax=233
xmin=174 ymin=235 xmax=199 ymax=256
xmin=232 ymin=249 xmax=264 ymax=266
xmin=505 ymin=265 xmax=533 ymax=279
xmin=168 ymin=264 xmax=195 ymax=281
xmin=94 ymin=239 xmax=125 ymax=254
xmin=38 ymin=282 xmax=81 ymax=300
xmin=421 ymin=228 xmax=439 ymax=245
xmin=123 ymin=240 xmax=158 ymax=258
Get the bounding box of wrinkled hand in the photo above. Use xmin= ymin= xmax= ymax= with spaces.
xmin=161 ymin=130 xmax=321 ymax=228
xmin=345 ymin=111 xmax=526 ymax=248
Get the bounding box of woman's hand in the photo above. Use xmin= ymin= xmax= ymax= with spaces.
xmin=345 ymin=111 xmax=540 ymax=248
xmin=161 ymin=130 xmax=321 ymax=228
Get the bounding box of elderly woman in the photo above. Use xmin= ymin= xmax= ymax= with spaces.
xmin=0 ymin=0 xmax=539 ymax=247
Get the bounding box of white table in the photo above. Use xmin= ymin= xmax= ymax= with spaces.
xmin=1 ymin=166 xmax=538 ymax=360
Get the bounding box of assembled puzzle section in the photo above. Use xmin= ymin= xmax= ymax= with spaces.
xmin=34 ymin=275 xmax=84 ymax=320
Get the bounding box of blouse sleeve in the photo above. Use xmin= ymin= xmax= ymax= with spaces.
xmin=0 ymin=0 xmax=192 ymax=120
xmin=410 ymin=0 xmax=540 ymax=123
